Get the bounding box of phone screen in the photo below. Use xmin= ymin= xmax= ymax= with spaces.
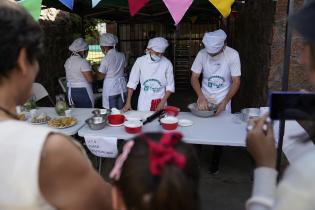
xmin=270 ymin=92 xmax=315 ymax=120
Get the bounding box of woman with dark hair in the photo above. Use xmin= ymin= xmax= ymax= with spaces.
xmin=246 ymin=1 xmax=315 ymax=210
xmin=109 ymin=132 xmax=200 ymax=210
xmin=0 ymin=2 xmax=112 ymax=210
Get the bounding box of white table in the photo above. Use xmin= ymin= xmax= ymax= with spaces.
xmin=78 ymin=111 xmax=249 ymax=146
xmin=27 ymin=107 xmax=94 ymax=136
xmin=77 ymin=110 xmax=315 ymax=165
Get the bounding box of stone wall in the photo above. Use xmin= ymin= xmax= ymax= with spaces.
xmin=232 ymin=0 xmax=276 ymax=111
xmin=268 ymin=0 xmax=311 ymax=91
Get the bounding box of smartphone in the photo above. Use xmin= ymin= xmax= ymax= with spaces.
xmin=269 ymin=91 xmax=315 ymax=120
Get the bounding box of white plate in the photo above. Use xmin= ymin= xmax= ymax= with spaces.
xmin=107 ymin=121 xmax=124 ymax=127
xmin=179 ymin=119 xmax=193 ymax=127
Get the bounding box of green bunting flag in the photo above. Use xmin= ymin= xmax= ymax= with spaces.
xmin=18 ymin=0 xmax=42 ymax=21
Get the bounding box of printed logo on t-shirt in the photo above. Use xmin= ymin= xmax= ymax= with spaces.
xmin=208 ymin=76 xmax=225 ymax=89
xmin=143 ymin=79 xmax=163 ymax=93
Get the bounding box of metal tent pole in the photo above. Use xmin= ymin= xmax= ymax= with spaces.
xmin=81 ymin=16 xmax=85 ymax=38
xmin=277 ymin=0 xmax=294 ymax=173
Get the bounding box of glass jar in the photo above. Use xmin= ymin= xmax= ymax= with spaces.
xmin=55 ymin=94 xmax=68 ymax=116
xmin=22 ymin=96 xmax=37 ymax=112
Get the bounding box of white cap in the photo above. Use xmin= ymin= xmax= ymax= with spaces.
xmin=202 ymin=29 xmax=227 ymax=54
xmin=69 ymin=38 xmax=88 ymax=53
xmin=147 ymin=37 xmax=169 ymax=53
xmin=100 ymin=33 xmax=118 ymax=46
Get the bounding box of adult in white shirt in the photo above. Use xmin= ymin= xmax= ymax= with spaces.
xmin=123 ymin=37 xmax=175 ymax=112
xmin=246 ymin=2 xmax=315 ymax=209
xmin=191 ymin=29 xmax=241 ymax=115
xmin=0 ymin=2 xmax=112 ymax=210
xmin=64 ymin=38 xmax=94 ymax=108
xmin=98 ymin=33 xmax=127 ymax=109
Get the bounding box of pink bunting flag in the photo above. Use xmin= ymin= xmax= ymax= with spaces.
xmin=163 ymin=0 xmax=193 ymax=25
xmin=128 ymin=0 xmax=149 ymax=16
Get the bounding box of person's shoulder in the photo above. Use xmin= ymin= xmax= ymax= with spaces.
xmin=42 ymin=133 xmax=89 ymax=167
xmin=196 ymin=48 xmax=208 ymax=56
xmin=136 ymin=54 xmax=147 ymax=63
xmin=161 ymin=56 xmax=172 ymax=65
xmin=285 ymin=149 xmax=315 ymax=182
xmin=225 ymin=46 xmax=239 ymax=57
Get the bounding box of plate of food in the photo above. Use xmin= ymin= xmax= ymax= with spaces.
xmin=31 ymin=113 xmax=51 ymax=124
xmin=17 ymin=113 xmax=27 ymax=121
xmin=48 ymin=117 xmax=77 ymax=129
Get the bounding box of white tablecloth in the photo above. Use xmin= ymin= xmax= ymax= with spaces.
xmin=26 ymin=107 xmax=93 ymax=136
xmin=78 ymin=111 xmax=249 ymax=146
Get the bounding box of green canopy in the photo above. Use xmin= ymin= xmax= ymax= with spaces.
xmin=42 ymin=0 xmax=219 ymax=23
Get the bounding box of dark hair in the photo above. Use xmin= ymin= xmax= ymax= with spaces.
xmin=114 ymin=133 xmax=200 ymax=210
xmin=0 ymin=1 xmax=43 ymax=79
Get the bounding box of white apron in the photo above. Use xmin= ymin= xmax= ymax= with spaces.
xmin=138 ymin=78 xmax=166 ymax=111
xmin=67 ymin=81 xmax=95 ymax=108
xmin=102 ymin=76 xmax=127 ymax=109
xmin=202 ymin=51 xmax=232 ymax=112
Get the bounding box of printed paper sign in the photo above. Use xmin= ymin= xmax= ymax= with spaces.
xmin=84 ymin=136 xmax=118 ymax=158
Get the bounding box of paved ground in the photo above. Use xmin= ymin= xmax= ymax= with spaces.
xmin=198 ymin=146 xmax=252 ymax=210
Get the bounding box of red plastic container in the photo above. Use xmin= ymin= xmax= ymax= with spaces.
xmin=108 ymin=114 xmax=125 ymax=125
xmin=164 ymin=106 xmax=180 ymax=116
xmin=160 ymin=117 xmax=178 ymax=130
xmin=124 ymin=120 xmax=143 ymax=134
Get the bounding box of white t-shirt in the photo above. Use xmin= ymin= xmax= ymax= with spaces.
xmin=191 ymin=47 xmax=241 ymax=103
xmin=127 ymin=54 xmax=175 ymax=111
xmin=64 ymin=55 xmax=91 ymax=84
xmin=98 ymin=49 xmax=126 ymax=78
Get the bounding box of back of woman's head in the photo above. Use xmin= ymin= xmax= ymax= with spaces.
xmin=0 ymin=1 xmax=43 ymax=79
xmin=110 ymin=132 xmax=200 ymax=210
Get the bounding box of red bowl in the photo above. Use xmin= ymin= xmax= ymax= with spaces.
xmin=124 ymin=120 xmax=143 ymax=134
xmin=164 ymin=106 xmax=180 ymax=116
xmin=108 ymin=114 xmax=125 ymax=125
xmin=160 ymin=117 xmax=178 ymax=130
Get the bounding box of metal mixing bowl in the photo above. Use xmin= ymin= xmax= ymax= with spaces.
xmin=92 ymin=109 xmax=108 ymax=118
xmin=86 ymin=116 xmax=106 ymax=130
xmin=188 ymin=103 xmax=216 ymax=118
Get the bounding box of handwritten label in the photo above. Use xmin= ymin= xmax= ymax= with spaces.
xmin=84 ymin=136 xmax=118 ymax=158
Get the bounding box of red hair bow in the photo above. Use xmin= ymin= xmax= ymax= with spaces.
xmin=142 ymin=132 xmax=187 ymax=176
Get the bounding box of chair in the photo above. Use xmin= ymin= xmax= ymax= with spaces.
xmin=58 ymin=77 xmax=67 ymax=93
xmin=32 ymin=83 xmax=55 ymax=105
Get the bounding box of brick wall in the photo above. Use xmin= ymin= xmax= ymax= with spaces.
xmin=269 ymin=0 xmax=312 ymax=91
xmin=232 ymin=0 xmax=276 ymax=110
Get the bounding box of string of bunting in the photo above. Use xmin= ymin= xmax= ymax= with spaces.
xmin=18 ymin=0 xmax=235 ymax=25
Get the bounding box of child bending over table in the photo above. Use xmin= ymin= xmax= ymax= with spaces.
xmin=109 ymin=132 xmax=200 ymax=210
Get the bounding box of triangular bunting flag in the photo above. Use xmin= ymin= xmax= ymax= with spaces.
xmin=18 ymin=0 xmax=42 ymax=21
xmin=59 ymin=0 xmax=74 ymax=10
xmin=92 ymin=0 xmax=101 ymax=8
xmin=209 ymin=0 xmax=235 ymax=18
xmin=163 ymin=0 xmax=193 ymax=25
xmin=128 ymin=0 xmax=149 ymax=16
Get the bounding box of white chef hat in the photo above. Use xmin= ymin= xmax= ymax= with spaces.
xmin=69 ymin=38 xmax=88 ymax=53
xmin=100 ymin=33 xmax=118 ymax=47
xmin=147 ymin=37 xmax=169 ymax=53
xmin=202 ymin=29 xmax=227 ymax=54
